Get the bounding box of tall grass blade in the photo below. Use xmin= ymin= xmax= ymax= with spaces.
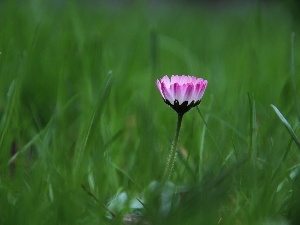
xmin=72 ymin=75 xmax=113 ymax=178
xmin=196 ymin=106 xmax=220 ymax=159
xmin=290 ymin=32 xmax=299 ymax=119
xmin=0 ymin=79 xmax=19 ymax=149
xmin=248 ymin=93 xmax=257 ymax=165
xmin=272 ymin=137 xmax=293 ymax=180
xmin=271 ymin=104 xmax=300 ymax=150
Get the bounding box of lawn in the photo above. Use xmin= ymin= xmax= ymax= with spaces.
xmin=0 ymin=1 xmax=300 ymax=224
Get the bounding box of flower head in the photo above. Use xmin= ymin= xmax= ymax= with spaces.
xmin=156 ymin=75 xmax=208 ymax=114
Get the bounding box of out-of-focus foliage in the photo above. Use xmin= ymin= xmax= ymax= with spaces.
xmin=0 ymin=0 xmax=299 ymax=224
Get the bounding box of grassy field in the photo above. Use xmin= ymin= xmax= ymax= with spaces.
xmin=0 ymin=1 xmax=300 ymax=224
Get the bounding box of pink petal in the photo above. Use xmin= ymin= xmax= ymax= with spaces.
xmin=156 ymin=80 xmax=164 ymax=98
xmin=185 ymin=76 xmax=191 ymax=83
xmin=171 ymin=75 xmax=180 ymax=85
xmin=179 ymin=75 xmax=188 ymax=85
xmin=161 ymin=82 xmax=174 ymax=103
xmin=190 ymin=80 xmax=202 ymax=101
xmin=184 ymin=84 xmax=194 ymax=104
xmin=172 ymin=83 xmax=181 ymax=104
xmin=161 ymin=75 xmax=171 ymax=87
xmin=177 ymin=83 xmax=187 ymax=104
xmin=198 ymin=80 xmax=208 ymax=100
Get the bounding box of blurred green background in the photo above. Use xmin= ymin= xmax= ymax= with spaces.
xmin=0 ymin=0 xmax=300 ymax=224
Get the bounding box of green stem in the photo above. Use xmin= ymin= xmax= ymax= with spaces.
xmin=163 ymin=113 xmax=184 ymax=182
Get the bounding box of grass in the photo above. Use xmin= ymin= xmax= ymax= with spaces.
xmin=0 ymin=0 xmax=300 ymax=224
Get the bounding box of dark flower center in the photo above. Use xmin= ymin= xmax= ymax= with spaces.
xmin=164 ymin=99 xmax=201 ymax=114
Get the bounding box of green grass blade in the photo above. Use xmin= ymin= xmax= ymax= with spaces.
xmin=271 ymin=104 xmax=300 ymax=150
xmin=7 ymin=94 xmax=78 ymax=165
xmin=290 ymin=32 xmax=299 ymax=119
xmin=272 ymin=137 xmax=294 ymax=180
xmin=196 ymin=106 xmax=220 ymax=157
xmin=209 ymin=114 xmax=248 ymax=143
xmin=248 ymin=93 xmax=257 ymax=165
xmin=72 ymin=75 xmax=113 ymax=178
xmin=0 ymin=78 xmax=21 ymax=150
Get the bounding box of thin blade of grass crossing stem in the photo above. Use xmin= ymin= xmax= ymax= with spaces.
xmin=271 ymin=104 xmax=300 ymax=150
xmin=72 ymin=75 xmax=113 ymax=178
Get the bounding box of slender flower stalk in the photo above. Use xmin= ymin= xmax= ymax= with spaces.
xmin=156 ymin=75 xmax=208 ymax=181
xmin=163 ymin=112 xmax=183 ymax=181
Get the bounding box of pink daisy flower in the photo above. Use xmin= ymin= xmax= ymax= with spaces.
xmin=156 ymin=75 xmax=208 ymax=114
